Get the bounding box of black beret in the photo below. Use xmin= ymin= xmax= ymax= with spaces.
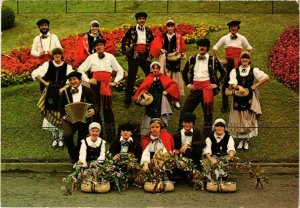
xmin=196 ymin=38 xmax=210 ymax=48
xmin=67 ymin=71 xmax=82 ymax=80
xmin=227 ymin=20 xmax=241 ymax=26
xmin=36 ymin=19 xmax=50 ymax=26
xmin=180 ymin=112 xmax=196 ymax=123
xmin=135 ymin=12 xmax=148 ymax=19
xmin=118 ymin=122 xmax=134 ymax=132
xmin=93 ymin=38 xmax=106 ymax=48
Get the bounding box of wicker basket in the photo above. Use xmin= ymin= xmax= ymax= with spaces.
xmin=94 ymin=181 xmax=110 ymax=193
xmin=206 ymin=182 xmax=219 ymax=192
xmin=81 ymin=182 xmax=93 ymax=193
xmin=220 ymin=182 xmax=236 ymax=192
xmin=144 ymin=181 xmax=174 ymax=192
xmin=164 ymin=181 xmax=174 ymax=192
xmin=167 ymin=52 xmax=181 ymax=62
xmin=206 ymin=181 xmax=237 ymax=193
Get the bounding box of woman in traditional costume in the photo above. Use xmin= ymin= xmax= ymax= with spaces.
xmin=227 ymin=52 xmax=269 ymax=151
xmin=203 ymin=118 xmax=235 ymax=182
xmin=75 ymin=20 xmax=115 ymax=67
xmin=140 ymin=118 xmax=174 ymax=172
xmin=32 ymin=47 xmax=73 ymax=148
xmin=150 ymin=19 xmax=186 ymax=109
xmin=134 ymin=62 xmax=180 ymax=136
xmin=78 ymin=122 xmax=106 ymax=166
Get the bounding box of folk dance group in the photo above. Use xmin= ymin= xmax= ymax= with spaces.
xmin=31 ymin=12 xmax=269 ymax=188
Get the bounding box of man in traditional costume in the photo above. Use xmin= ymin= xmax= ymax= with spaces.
xmin=173 ymin=112 xmax=205 ymax=168
xmin=75 ymin=20 xmax=116 ymax=67
xmin=32 ymin=47 xmax=74 ymax=148
xmin=121 ymin=12 xmax=154 ymax=108
xmin=150 ymin=19 xmax=186 ymax=109
xmin=77 ymin=38 xmax=124 ymax=142
xmin=109 ymin=122 xmax=142 ymax=161
xmin=181 ymin=39 xmax=225 ymax=137
xmin=59 ymin=71 xmax=97 ymax=163
xmin=31 ymin=19 xmax=62 ymax=63
xmin=213 ymin=20 xmax=253 ymax=113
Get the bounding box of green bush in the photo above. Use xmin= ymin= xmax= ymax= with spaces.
xmin=1 ymin=5 xmax=15 ymax=30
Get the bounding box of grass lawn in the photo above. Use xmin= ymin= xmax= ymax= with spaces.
xmin=1 ymin=9 xmax=299 ymax=163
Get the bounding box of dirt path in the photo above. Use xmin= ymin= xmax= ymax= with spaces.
xmin=1 ymin=172 xmax=298 ymax=207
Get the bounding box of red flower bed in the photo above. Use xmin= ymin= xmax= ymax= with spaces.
xmin=1 ymin=22 xmax=216 ymax=87
xmin=268 ymin=26 xmax=299 ymax=91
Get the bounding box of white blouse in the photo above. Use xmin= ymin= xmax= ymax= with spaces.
xmin=31 ymin=60 xmax=73 ymax=80
xmin=79 ymin=136 xmax=106 ymax=163
xmin=228 ymin=65 xmax=269 ymax=85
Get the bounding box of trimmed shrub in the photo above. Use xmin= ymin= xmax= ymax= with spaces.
xmin=268 ymin=26 xmax=299 ymax=91
xmin=1 ymin=5 xmax=15 ymax=30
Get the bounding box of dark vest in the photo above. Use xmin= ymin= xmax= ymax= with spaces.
xmin=87 ymin=32 xmax=103 ymax=54
xmin=146 ymin=79 xmax=163 ymax=118
xmin=233 ymin=67 xmax=254 ymax=111
xmin=209 ymin=132 xmax=230 ymax=156
xmin=163 ymin=33 xmax=181 ymax=72
xmin=43 ymin=61 xmax=68 ymax=110
xmin=85 ymin=138 xmax=103 ymax=162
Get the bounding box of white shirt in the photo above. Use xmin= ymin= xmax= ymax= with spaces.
xmin=140 ymin=135 xmax=167 ymax=164
xmin=203 ymin=133 xmax=235 ymax=156
xmin=71 ymin=84 xmax=83 ymax=103
xmin=31 ymin=60 xmax=73 ymax=80
xmin=228 ymin=66 xmax=269 ymax=85
xmin=213 ymin=33 xmax=253 ymax=51
xmin=31 ymin=32 xmax=62 ymax=57
xmin=119 ymin=136 xmax=133 ymax=153
xmin=193 ymin=53 xmax=210 ymax=81
xmin=180 ymin=128 xmax=193 ymax=146
xmin=136 ymin=24 xmax=146 ymax=44
xmin=77 ymin=52 xmax=124 ymax=83
xmin=166 ymin=33 xmax=175 ymax=41
xmin=79 ymin=136 xmax=106 ymax=163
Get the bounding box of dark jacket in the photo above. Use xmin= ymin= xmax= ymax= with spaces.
xmin=59 ymin=84 xmax=97 ymax=119
xmin=121 ymin=26 xmax=154 ymax=56
xmin=182 ymin=54 xmax=226 ymax=95
xmin=109 ymin=137 xmax=142 ymax=162
xmin=173 ymin=128 xmax=206 ymax=166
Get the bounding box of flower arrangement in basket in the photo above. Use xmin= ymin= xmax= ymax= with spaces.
xmin=61 ymin=152 xmax=142 ymax=195
xmin=134 ymin=150 xmax=175 ymax=193
xmin=201 ymin=156 xmax=269 ymax=193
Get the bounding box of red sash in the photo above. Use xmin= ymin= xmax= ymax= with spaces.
xmin=225 ymin=47 xmax=242 ymax=68
xmin=134 ymin=44 xmax=147 ymax=53
xmin=193 ymin=80 xmax=213 ymax=115
xmin=93 ymin=71 xmax=112 ymax=108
